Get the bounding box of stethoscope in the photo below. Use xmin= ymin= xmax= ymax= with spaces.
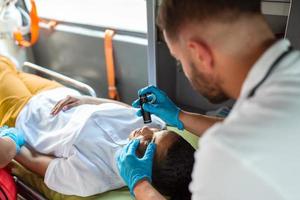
xmin=247 ymin=46 xmax=294 ymax=98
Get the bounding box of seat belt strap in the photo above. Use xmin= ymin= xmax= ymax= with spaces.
xmin=104 ymin=29 xmax=120 ymax=100
xmin=14 ymin=0 xmax=39 ymax=47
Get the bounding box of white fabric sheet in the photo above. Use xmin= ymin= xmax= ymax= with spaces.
xmin=15 ymin=87 xmax=165 ymax=196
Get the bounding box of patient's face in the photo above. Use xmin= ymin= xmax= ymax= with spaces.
xmin=129 ymin=127 xmax=179 ymax=161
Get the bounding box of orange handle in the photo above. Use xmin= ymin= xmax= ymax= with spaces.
xmin=104 ymin=29 xmax=120 ymax=100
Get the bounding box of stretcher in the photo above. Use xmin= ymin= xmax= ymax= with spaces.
xmin=10 ymin=62 xmax=199 ymax=200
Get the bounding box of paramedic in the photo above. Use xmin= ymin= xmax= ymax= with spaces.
xmin=117 ymin=0 xmax=300 ymax=199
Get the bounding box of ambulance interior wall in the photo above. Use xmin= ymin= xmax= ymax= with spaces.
xmin=286 ymin=0 xmax=300 ymax=49
xmin=31 ymin=26 xmax=148 ymax=105
xmin=28 ymin=2 xmax=296 ymax=113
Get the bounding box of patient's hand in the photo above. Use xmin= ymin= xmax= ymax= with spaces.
xmin=51 ymin=95 xmax=90 ymax=115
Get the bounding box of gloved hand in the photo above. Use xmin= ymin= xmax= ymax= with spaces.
xmin=0 ymin=127 xmax=25 ymax=153
xmin=116 ymin=139 xmax=156 ymax=196
xmin=0 ymin=125 xmax=9 ymax=132
xmin=132 ymin=85 xmax=184 ymax=130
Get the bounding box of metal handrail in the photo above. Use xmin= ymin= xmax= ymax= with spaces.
xmin=23 ymin=62 xmax=97 ymax=97
xmin=14 ymin=176 xmax=48 ymax=200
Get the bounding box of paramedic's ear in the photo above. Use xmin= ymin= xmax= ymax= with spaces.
xmin=188 ymin=40 xmax=213 ymax=71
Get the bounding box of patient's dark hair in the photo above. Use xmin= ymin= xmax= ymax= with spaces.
xmin=152 ymin=132 xmax=195 ymax=200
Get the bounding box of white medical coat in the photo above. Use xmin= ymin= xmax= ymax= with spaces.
xmin=190 ymin=39 xmax=300 ymax=200
xmin=15 ymin=87 xmax=165 ymax=196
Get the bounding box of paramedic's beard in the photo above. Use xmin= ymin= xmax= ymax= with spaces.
xmin=188 ymin=62 xmax=229 ymax=104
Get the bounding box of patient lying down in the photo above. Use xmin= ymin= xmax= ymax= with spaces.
xmin=0 ymin=57 xmax=194 ymax=199
xmin=15 ymin=91 xmax=195 ymax=199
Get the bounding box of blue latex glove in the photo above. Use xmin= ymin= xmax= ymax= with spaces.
xmin=132 ymin=85 xmax=184 ymax=130
xmin=116 ymin=139 xmax=156 ymax=196
xmin=0 ymin=125 xmax=9 ymax=132
xmin=0 ymin=127 xmax=25 ymax=153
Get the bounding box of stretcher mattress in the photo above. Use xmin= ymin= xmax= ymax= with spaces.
xmin=10 ymin=127 xmax=199 ymax=200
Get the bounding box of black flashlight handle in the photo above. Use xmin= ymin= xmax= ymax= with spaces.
xmin=139 ymin=94 xmax=152 ymax=124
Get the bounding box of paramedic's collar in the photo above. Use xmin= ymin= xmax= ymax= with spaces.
xmin=240 ymin=39 xmax=291 ymax=98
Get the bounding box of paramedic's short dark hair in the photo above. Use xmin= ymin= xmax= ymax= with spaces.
xmin=157 ymin=0 xmax=262 ymax=40
xmin=152 ymin=132 xmax=195 ymax=200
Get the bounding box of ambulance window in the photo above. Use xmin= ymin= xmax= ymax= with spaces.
xmin=34 ymin=0 xmax=147 ymax=33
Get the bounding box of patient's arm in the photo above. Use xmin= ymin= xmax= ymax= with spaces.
xmin=51 ymin=95 xmax=130 ymax=115
xmin=0 ymin=137 xmax=17 ymax=168
xmin=14 ymin=146 xmax=54 ymax=177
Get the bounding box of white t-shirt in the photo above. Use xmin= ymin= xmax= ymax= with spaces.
xmin=190 ymin=39 xmax=300 ymax=200
xmin=15 ymin=87 xmax=165 ymax=197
